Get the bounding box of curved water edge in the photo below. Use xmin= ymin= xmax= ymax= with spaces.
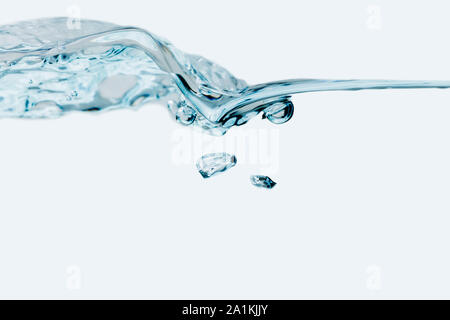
xmin=0 ymin=17 xmax=247 ymax=132
xmin=0 ymin=18 xmax=450 ymax=136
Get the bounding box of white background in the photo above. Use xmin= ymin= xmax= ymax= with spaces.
xmin=0 ymin=0 xmax=450 ymax=299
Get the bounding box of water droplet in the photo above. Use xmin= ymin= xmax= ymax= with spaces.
xmin=196 ymin=153 xmax=237 ymax=179
xmin=176 ymin=103 xmax=197 ymax=126
xmin=250 ymin=175 xmax=277 ymax=189
xmin=264 ymin=100 xmax=294 ymax=124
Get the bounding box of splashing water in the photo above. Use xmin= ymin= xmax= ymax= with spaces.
xmin=1 ymin=18 xmax=450 ymax=136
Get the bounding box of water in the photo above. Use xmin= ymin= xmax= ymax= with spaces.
xmin=2 ymin=18 xmax=450 ymax=136
xmin=250 ymin=176 xmax=277 ymax=189
xmin=196 ymin=153 xmax=237 ymax=178
xmin=3 ymin=18 xmax=450 ymax=186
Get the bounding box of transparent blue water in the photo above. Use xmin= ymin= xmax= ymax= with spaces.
xmin=250 ymin=176 xmax=277 ymax=189
xmin=196 ymin=153 xmax=237 ymax=178
xmin=1 ymin=18 xmax=450 ymax=136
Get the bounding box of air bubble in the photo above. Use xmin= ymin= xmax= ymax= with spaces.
xmin=263 ymin=100 xmax=294 ymax=124
xmin=175 ymin=103 xmax=197 ymax=126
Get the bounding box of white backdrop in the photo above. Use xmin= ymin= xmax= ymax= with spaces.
xmin=0 ymin=0 xmax=450 ymax=299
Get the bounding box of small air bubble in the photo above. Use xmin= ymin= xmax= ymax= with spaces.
xmin=264 ymin=100 xmax=294 ymax=124
xmin=176 ymin=103 xmax=197 ymax=126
